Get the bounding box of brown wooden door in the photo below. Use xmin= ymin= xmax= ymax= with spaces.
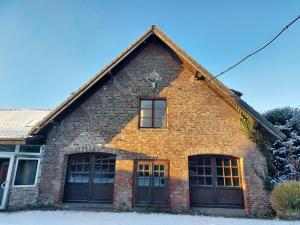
xmin=64 ymin=153 xmax=115 ymax=204
xmin=189 ymin=156 xmax=244 ymax=208
xmin=135 ymin=161 xmax=168 ymax=207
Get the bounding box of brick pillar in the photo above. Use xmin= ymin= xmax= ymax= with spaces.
xmin=169 ymin=158 xmax=190 ymax=210
xmin=113 ymin=159 xmax=134 ymax=210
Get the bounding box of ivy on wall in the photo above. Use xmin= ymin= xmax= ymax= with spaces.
xmin=238 ymin=110 xmax=275 ymax=192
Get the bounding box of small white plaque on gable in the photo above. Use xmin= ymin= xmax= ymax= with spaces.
xmin=145 ymin=70 xmax=162 ymax=89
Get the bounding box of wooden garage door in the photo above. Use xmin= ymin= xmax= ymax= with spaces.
xmin=135 ymin=161 xmax=168 ymax=207
xmin=189 ymin=155 xmax=244 ymax=208
xmin=64 ymin=153 xmax=116 ymax=204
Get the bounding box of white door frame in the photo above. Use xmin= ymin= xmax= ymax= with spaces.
xmin=0 ymin=153 xmax=14 ymax=210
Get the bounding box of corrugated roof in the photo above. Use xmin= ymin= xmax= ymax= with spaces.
xmin=0 ymin=109 xmax=51 ymax=139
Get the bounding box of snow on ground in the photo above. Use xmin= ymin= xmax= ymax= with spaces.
xmin=0 ymin=210 xmax=298 ymax=225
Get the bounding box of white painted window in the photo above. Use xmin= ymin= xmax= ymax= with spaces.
xmin=13 ymin=158 xmax=40 ymax=187
xmin=18 ymin=145 xmax=41 ymax=155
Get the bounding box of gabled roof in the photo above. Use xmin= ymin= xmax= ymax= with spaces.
xmin=29 ymin=25 xmax=285 ymax=140
xmin=0 ymin=109 xmax=51 ymax=141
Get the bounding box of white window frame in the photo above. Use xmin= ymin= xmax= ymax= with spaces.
xmin=17 ymin=145 xmax=42 ymax=156
xmin=13 ymin=157 xmax=40 ymax=188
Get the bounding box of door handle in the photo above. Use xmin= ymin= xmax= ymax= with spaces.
xmin=1 ymin=181 xmax=7 ymax=190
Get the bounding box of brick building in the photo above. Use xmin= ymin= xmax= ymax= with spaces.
xmin=0 ymin=26 xmax=285 ymax=216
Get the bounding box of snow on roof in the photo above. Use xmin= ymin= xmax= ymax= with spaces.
xmin=0 ymin=109 xmax=52 ymax=139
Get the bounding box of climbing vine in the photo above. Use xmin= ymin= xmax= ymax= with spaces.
xmin=238 ymin=110 xmax=275 ymax=192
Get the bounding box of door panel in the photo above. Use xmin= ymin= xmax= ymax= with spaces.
xmin=190 ymin=187 xmax=215 ymax=206
xmin=64 ymin=153 xmax=116 ymax=204
xmin=135 ymin=161 xmax=168 ymax=206
xmin=189 ymin=156 xmax=244 ymax=208
xmin=215 ymin=188 xmax=244 ymax=206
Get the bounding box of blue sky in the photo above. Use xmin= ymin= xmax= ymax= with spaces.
xmin=0 ymin=1 xmax=299 ymax=112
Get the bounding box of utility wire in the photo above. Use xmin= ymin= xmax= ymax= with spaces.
xmin=205 ymin=14 xmax=300 ymax=83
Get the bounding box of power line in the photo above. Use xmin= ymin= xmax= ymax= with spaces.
xmin=205 ymin=14 xmax=300 ymax=83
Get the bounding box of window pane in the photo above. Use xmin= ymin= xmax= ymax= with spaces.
xmin=204 ymin=158 xmax=211 ymax=166
xmin=232 ymin=159 xmax=238 ymax=166
xmin=82 ymin=175 xmax=89 ymax=183
xmin=109 ymin=164 xmax=115 ymax=172
xmin=0 ymin=145 xmax=16 ymax=152
xmin=154 ymin=177 xmax=159 ymax=186
xmin=205 ymin=167 xmax=211 ymax=175
xmin=225 ymin=178 xmax=232 ymax=186
xmin=14 ymin=159 xmax=38 ymax=186
xmin=154 ymin=118 xmax=166 ymax=128
xmin=217 ymin=168 xmax=223 ymax=176
xmin=154 ymin=109 xmax=166 ymax=119
xmin=19 ymin=145 xmax=41 ymax=154
xmin=197 ymin=158 xmax=203 ymax=165
xmin=138 ymin=178 xmax=144 ymax=186
xmin=77 ymin=164 xmax=83 ymax=172
xmin=84 ymin=164 xmax=90 ymax=172
xmin=216 ymin=158 xmax=222 ymax=166
xmin=217 ymin=177 xmax=224 ymax=186
xmin=197 ymin=167 xmax=204 ymax=175
xmin=232 ymin=168 xmax=239 ymax=176
xmin=70 ymin=164 xmax=76 ymax=172
xmin=100 ymin=177 xmax=108 ymax=183
xmin=224 ymin=159 xmax=230 ymax=166
xmin=224 ymin=168 xmax=231 ymax=176
xmin=159 ymin=165 xmax=164 ymax=171
xmin=144 ymin=177 xmax=150 ymax=186
xmin=74 ymin=174 xmax=82 ymax=183
xmin=189 ymin=166 xmax=196 ymax=176
xmin=140 ymin=108 xmax=152 ymax=118
xmin=101 ymin=164 xmax=108 ymax=172
xmin=206 ymin=177 xmax=212 ymax=185
xmin=198 ymin=177 xmax=205 ymax=185
xmin=107 ymin=173 xmax=114 ymax=183
xmin=95 ymin=165 xmax=101 ymax=173
xmin=154 ymin=100 xmax=166 ymax=109
xmin=233 ymin=178 xmax=240 ymax=187
xmin=69 ymin=174 xmax=75 ymax=182
xmin=140 ymin=118 xmax=152 ymax=127
xmin=141 ymin=100 xmax=152 ymax=109
xmin=189 ymin=159 xmax=196 ymax=165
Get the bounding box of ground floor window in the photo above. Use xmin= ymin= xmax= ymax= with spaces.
xmin=135 ymin=160 xmax=168 ymax=206
xmin=13 ymin=158 xmax=40 ymax=187
xmin=189 ymin=155 xmax=244 ymax=208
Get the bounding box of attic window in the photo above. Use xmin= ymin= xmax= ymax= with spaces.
xmin=139 ymin=99 xmax=166 ymax=128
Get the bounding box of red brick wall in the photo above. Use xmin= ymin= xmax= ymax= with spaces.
xmin=39 ymin=40 xmax=270 ymax=215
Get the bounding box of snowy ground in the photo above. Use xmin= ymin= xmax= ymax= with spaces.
xmin=0 ymin=210 xmax=298 ymax=225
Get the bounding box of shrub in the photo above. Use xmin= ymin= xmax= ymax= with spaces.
xmin=270 ymin=181 xmax=300 ymax=218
